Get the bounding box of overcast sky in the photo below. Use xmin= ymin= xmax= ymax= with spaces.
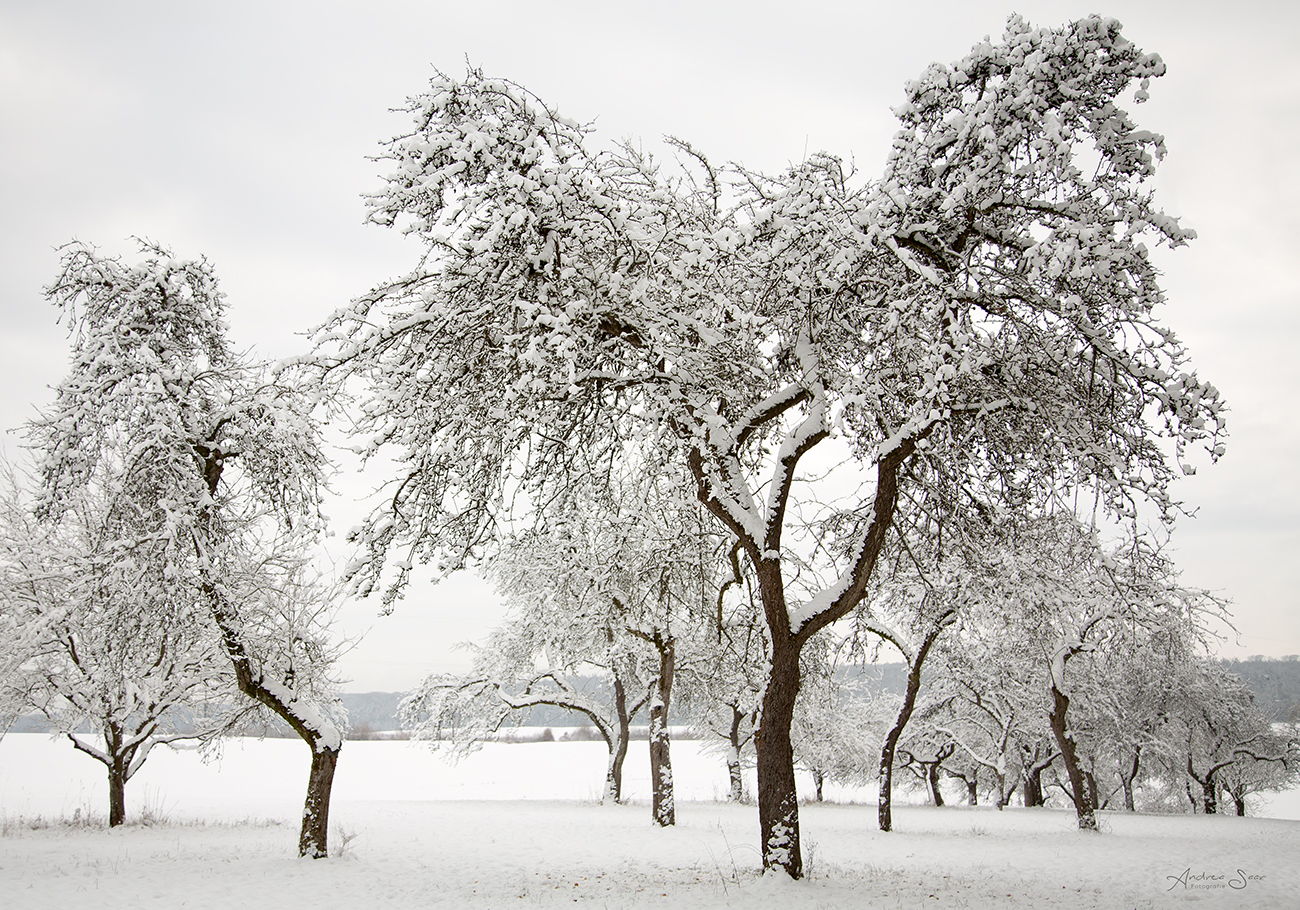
xmin=2 ymin=0 xmax=1296 ymax=691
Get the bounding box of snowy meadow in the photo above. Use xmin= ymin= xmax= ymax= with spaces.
xmin=2 ymin=733 xmax=1297 ymax=909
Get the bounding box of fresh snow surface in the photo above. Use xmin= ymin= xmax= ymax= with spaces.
xmin=2 ymin=733 xmax=1297 ymax=908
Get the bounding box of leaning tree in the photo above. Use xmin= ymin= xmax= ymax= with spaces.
xmin=318 ymin=15 xmax=1223 ymax=876
xmin=30 ymin=239 xmax=345 ymax=857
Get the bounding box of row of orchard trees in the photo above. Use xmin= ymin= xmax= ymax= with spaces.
xmin=0 ymin=13 xmax=1264 ymax=878
xmin=833 ymin=518 xmax=1298 ymax=825
xmin=401 ymin=477 xmax=1297 ymax=832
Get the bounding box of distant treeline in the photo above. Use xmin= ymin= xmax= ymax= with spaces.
xmin=12 ymin=658 xmax=1296 ymax=738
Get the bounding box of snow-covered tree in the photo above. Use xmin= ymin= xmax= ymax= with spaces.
xmin=0 ymin=471 xmax=232 ymax=826
xmin=405 ymin=462 xmax=715 ymax=822
xmin=928 ymin=632 xmax=1045 ymax=811
xmin=789 ymin=647 xmax=889 ymax=803
xmin=402 ymin=605 xmax=651 ymax=804
xmin=29 ymin=239 xmax=345 ymax=857
xmin=317 ymin=15 xmax=1223 ymax=875
xmin=689 ymin=543 xmax=766 ymax=803
xmin=1167 ymin=660 xmax=1297 ymax=815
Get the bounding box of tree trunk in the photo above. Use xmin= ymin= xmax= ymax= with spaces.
xmin=967 ymin=777 xmax=979 ymax=806
xmin=928 ymin=764 xmax=945 ymax=807
xmin=1048 ymin=683 xmax=1097 ymax=830
xmin=300 ymin=744 xmax=340 ymax=858
xmin=107 ymin=760 xmax=127 ymax=828
xmin=877 ymin=634 xmax=936 ymax=831
xmin=1119 ymin=747 xmax=1140 ymax=812
xmin=812 ymin=768 xmax=825 ymax=802
xmin=604 ymin=672 xmax=631 ymax=803
xmin=1023 ymin=771 xmax=1043 ymax=807
xmin=1230 ymin=787 xmax=1246 ymax=816
xmin=1201 ymin=776 xmax=1218 ymax=815
xmin=649 ymin=704 xmax=675 ymax=826
xmin=756 ymin=637 xmax=802 ymax=877
xmin=196 ymin=451 xmax=342 ymax=859
xmin=646 ymin=632 xmax=676 ymax=827
xmin=726 ymin=706 xmax=745 ymax=802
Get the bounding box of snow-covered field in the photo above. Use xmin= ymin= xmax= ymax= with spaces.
xmin=2 ymin=733 xmax=1298 ymax=909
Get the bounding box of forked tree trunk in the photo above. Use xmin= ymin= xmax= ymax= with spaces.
xmin=1119 ymin=747 xmax=1141 ymax=811
xmin=68 ymin=728 xmax=135 ymax=828
xmin=1048 ymin=684 xmax=1096 ymax=830
xmin=1022 ymin=745 xmax=1057 ymax=808
xmin=1229 ymin=787 xmax=1246 ymax=816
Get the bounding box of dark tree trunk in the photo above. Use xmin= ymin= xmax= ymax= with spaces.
xmin=300 ymin=744 xmax=340 ymax=858
xmin=966 ymin=776 xmax=979 ymax=806
xmin=1119 ymin=747 xmax=1140 ymax=812
xmin=605 ymin=671 xmax=632 ymax=803
xmin=107 ymin=760 xmax=127 ymax=828
xmin=1201 ymin=776 xmax=1218 ymax=815
xmin=69 ymin=728 xmax=135 ymax=827
xmin=756 ymin=634 xmax=802 ymax=877
xmin=928 ymin=763 xmax=945 ymax=807
xmin=877 ymin=631 xmax=941 ymax=831
xmin=812 ymin=768 xmax=825 ymax=802
xmin=1085 ymin=769 xmax=1100 ymax=814
xmin=1229 ymin=787 xmax=1246 ymax=816
xmin=726 ymin=706 xmax=745 ymax=802
xmin=1048 ymin=683 xmax=1096 ymax=830
xmin=1022 ymin=745 xmax=1057 ymax=808
xmin=1023 ymin=771 xmax=1043 ymax=807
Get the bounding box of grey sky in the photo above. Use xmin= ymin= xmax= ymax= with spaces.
xmin=2 ymin=0 xmax=1296 ymax=690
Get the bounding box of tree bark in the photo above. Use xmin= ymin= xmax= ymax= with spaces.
xmin=107 ymin=760 xmax=127 ymax=828
xmin=877 ymin=630 xmax=940 ymax=831
xmin=812 ymin=768 xmax=825 ymax=802
xmin=929 ymin=763 xmax=945 ymax=807
xmin=1048 ymin=683 xmax=1097 ymax=830
xmin=756 ymin=635 xmax=802 ymax=877
xmin=1119 ymin=747 xmax=1140 ymax=812
xmin=647 ymin=632 xmax=675 ymax=827
xmin=300 ymin=744 xmax=340 ymax=858
xmin=726 ymin=706 xmax=745 ymax=802
xmin=604 ymin=671 xmax=632 ymax=803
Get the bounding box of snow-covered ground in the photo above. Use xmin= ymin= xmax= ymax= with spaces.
xmin=2 ymin=733 xmax=1297 ymax=908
